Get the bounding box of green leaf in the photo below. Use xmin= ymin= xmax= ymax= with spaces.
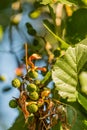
xmin=48 ymin=5 xmax=56 ymax=25
xmin=52 ymin=121 xmax=63 ymax=130
xmin=79 ymin=72 xmax=87 ymax=94
xmin=43 ymin=20 xmax=55 ymax=33
xmin=41 ymin=71 xmax=51 ymax=85
xmin=83 ymin=120 xmax=87 ymax=128
xmin=82 ymin=0 xmax=87 ymax=5
xmin=57 ymin=0 xmax=77 ymax=5
xmin=66 ymin=8 xmax=87 ymax=44
xmin=78 ymin=37 xmax=87 ymax=46
xmin=40 ymin=0 xmax=77 ymax=5
xmin=77 ymin=92 xmax=87 ymax=111
xmin=40 ymin=0 xmax=52 ymax=5
xmin=52 ymin=44 xmax=87 ymax=101
xmin=43 ymin=20 xmax=69 ymax=49
xmin=71 ymin=105 xmax=87 ymax=130
xmin=8 ymin=112 xmax=28 ymax=130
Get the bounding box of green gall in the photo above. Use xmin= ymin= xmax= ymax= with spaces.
xmin=27 ymin=104 xmax=38 ymax=113
xmin=27 ymin=83 xmax=37 ymax=92
xmin=35 ymin=80 xmax=41 ymax=85
xmin=12 ymin=78 xmax=21 ymax=88
xmin=29 ymin=91 xmax=39 ymax=101
xmin=9 ymin=99 xmax=17 ymax=108
xmin=28 ymin=70 xmax=38 ymax=78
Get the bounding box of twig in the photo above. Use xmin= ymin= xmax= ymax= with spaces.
xmin=25 ymin=43 xmax=28 ymax=72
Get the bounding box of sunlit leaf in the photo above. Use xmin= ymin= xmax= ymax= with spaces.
xmin=79 ymin=72 xmax=87 ymax=95
xmin=40 ymin=0 xmax=52 ymax=5
xmin=78 ymin=37 xmax=87 ymax=45
xmin=40 ymin=0 xmax=77 ymax=5
xmin=52 ymin=44 xmax=87 ymax=101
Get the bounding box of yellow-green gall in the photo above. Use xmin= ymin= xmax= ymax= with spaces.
xmin=27 ymin=104 xmax=38 ymax=113
xmin=28 ymin=70 xmax=38 ymax=78
xmin=27 ymin=83 xmax=37 ymax=92
xmin=29 ymin=91 xmax=39 ymax=101
xmin=9 ymin=99 xmax=17 ymax=108
xmin=12 ymin=78 xmax=21 ymax=88
xmin=35 ymin=80 xmax=41 ymax=85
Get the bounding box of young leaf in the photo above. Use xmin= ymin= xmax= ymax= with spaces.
xmin=52 ymin=44 xmax=87 ymax=101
